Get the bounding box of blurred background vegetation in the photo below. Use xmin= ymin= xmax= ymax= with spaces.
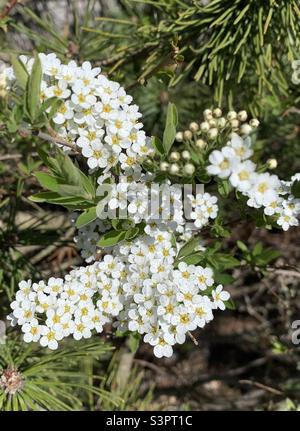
xmin=0 ymin=0 xmax=300 ymax=411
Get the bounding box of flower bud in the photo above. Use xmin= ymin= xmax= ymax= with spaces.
xmin=189 ymin=121 xmax=199 ymax=132
xmin=237 ymin=110 xmax=248 ymax=122
xmin=217 ymin=117 xmax=226 ymax=128
xmin=183 ymin=163 xmax=195 ymax=176
xmin=195 ymin=139 xmax=207 ymax=149
xmin=203 ymin=109 xmax=213 ymax=120
xmin=175 ymin=131 xmax=184 ymax=142
xmin=160 ymin=161 xmax=169 ymax=172
xmin=200 ymin=121 xmax=210 ymax=132
xmin=240 ymin=124 xmax=252 ymax=135
xmin=169 ymin=163 xmax=180 ymax=175
xmin=208 ymin=119 xmax=217 ymax=128
xmin=181 ymin=150 xmax=191 ymax=160
xmin=267 ymin=158 xmax=278 ymax=169
xmin=229 ymin=119 xmax=240 ymax=129
xmin=213 ymin=108 xmax=222 ymax=118
xmin=169 ymin=151 xmax=180 ymax=162
xmin=183 ymin=130 xmax=193 ymax=140
xmin=249 ymin=118 xmax=260 ymax=128
xmin=207 ymin=128 xmax=218 ymax=140
xmin=227 ymin=110 xmax=237 ymax=121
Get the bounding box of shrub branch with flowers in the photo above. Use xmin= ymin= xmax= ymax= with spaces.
xmin=3 ymin=53 xmax=300 ymax=358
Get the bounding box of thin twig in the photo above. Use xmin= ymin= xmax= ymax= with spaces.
xmin=0 ymin=154 xmax=22 ymax=161
xmin=188 ymin=331 xmax=199 ymax=346
xmin=0 ymin=0 xmax=19 ymax=19
xmin=239 ymin=379 xmax=283 ymax=396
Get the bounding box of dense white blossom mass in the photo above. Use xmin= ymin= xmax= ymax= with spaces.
xmin=5 ymin=54 xmax=300 ymax=357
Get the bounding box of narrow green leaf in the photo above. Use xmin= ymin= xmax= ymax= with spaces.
xmin=162 ymin=102 xmax=178 ymax=155
xmin=97 ymin=230 xmax=126 ymax=247
xmin=34 ymin=171 xmax=59 ymax=192
xmin=26 ymin=53 xmax=42 ymax=121
xmin=76 ymin=207 xmax=97 ymax=228
xmin=11 ymin=55 xmax=29 ymax=90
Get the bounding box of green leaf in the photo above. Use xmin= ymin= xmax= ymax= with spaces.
xmin=151 ymin=136 xmax=164 ymax=156
xmin=253 ymin=242 xmax=263 ymax=256
xmin=291 ymin=180 xmax=300 ymax=198
xmin=255 ymin=248 xmax=281 ymax=266
xmin=208 ymin=253 xmax=240 ymax=270
xmin=29 ymin=191 xmax=61 ymax=202
xmin=26 ymin=53 xmax=42 ymax=121
xmin=34 ymin=172 xmax=59 ymax=192
xmin=125 ymin=227 xmax=140 ymax=240
xmin=224 ymin=299 xmax=236 ymax=310
xmin=177 ymin=237 xmax=200 ymax=260
xmin=11 ymin=55 xmax=29 ymax=90
xmin=182 ymin=253 xmax=203 ymax=265
xmin=97 ymin=230 xmax=126 ymax=247
xmin=127 ymin=332 xmax=140 ymax=354
xmin=218 ymin=179 xmax=231 ymax=197
xmin=162 ymin=102 xmax=178 ymax=155
xmin=214 ymin=273 xmax=235 ymax=285
xmin=75 ymin=207 xmax=97 ymax=228
xmin=237 ymin=240 xmax=248 ymax=253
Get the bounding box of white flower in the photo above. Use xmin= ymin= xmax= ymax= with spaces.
xmin=248 ymin=173 xmax=281 ymax=206
xmin=207 ymin=147 xmax=239 ymax=178
xmin=71 ymin=85 xmax=97 ymax=109
xmin=22 ymin=319 xmax=42 ymax=343
xmin=193 ymin=296 xmax=214 ymax=328
xmin=39 ymin=326 xmax=62 ymax=350
xmin=212 ymin=285 xmax=230 ymax=310
xmin=227 ymin=134 xmax=253 ymax=160
xmin=229 ymin=160 xmax=256 ymax=192
xmin=81 ymin=142 xmax=110 ymax=169
xmin=153 ymin=334 xmax=174 ymax=358
xmin=277 ymin=213 xmax=299 ymax=231
xmin=195 ymin=266 xmax=214 ymax=290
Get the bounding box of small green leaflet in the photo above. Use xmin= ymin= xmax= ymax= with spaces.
xmin=26 ymin=53 xmax=42 ymax=121
xmin=11 ymin=55 xmax=29 ymax=90
xmin=75 ymin=207 xmax=97 ymax=228
xmin=162 ymin=102 xmax=178 ymax=155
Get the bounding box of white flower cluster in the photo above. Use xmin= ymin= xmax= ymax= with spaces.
xmin=72 ymin=215 xmax=111 ymax=263
xmin=8 ymin=229 xmax=229 ymax=357
xmin=207 ymin=133 xmax=300 ymax=230
xmin=73 ymin=179 xmax=218 ymax=263
xmin=5 ymin=53 xmax=153 ymax=175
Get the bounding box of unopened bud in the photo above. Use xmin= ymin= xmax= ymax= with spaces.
xmin=169 ymin=163 xmax=180 ymax=175
xmin=267 ymin=158 xmax=277 ymax=169
xmin=240 ymin=124 xmax=252 ymax=135
xmin=249 ymin=118 xmax=260 ymax=128
xmin=200 ymin=121 xmax=210 ymax=132
xmin=217 ymin=117 xmax=226 ymax=128
xmin=169 ymin=151 xmax=180 ymax=162
xmin=207 ymin=128 xmax=218 ymax=140
xmin=203 ymin=109 xmax=213 ymax=121
xmin=183 ymin=163 xmax=196 ymax=176
xmin=183 ymin=130 xmax=193 ymax=140
xmin=237 ymin=110 xmax=248 ymax=122
xmin=189 ymin=121 xmax=199 ymax=132
xmin=181 ymin=150 xmax=191 ymax=160
xmin=213 ymin=108 xmax=222 ymax=118
xmin=227 ymin=110 xmax=237 ymax=121
xmin=195 ymin=139 xmax=207 ymax=149
xmin=160 ymin=162 xmax=169 ymax=172
xmin=175 ymin=131 xmax=184 ymax=142
xmin=230 ymin=119 xmax=240 ymax=129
